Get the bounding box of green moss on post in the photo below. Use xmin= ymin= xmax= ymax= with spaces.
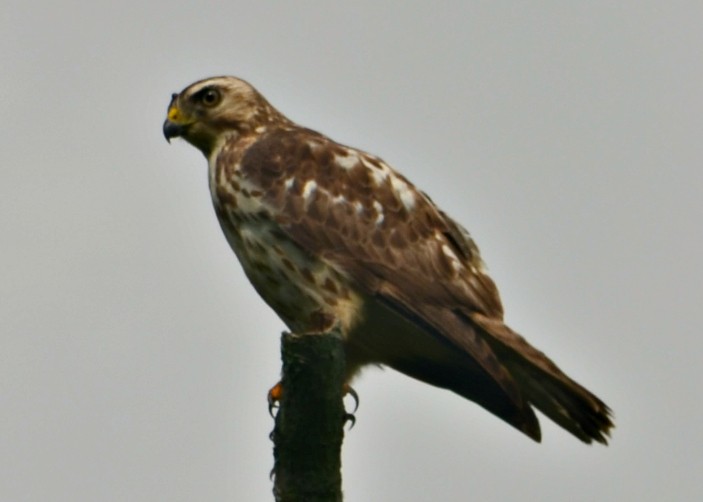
xmin=272 ymin=331 xmax=346 ymax=502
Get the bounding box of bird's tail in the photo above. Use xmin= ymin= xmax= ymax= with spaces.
xmin=470 ymin=313 xmax=614 ymax=444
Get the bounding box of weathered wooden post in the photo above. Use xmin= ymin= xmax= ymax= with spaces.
xmin=271 ymin=331 xmax=346 ymax=502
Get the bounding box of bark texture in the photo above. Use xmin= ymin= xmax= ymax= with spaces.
xmin=272 ymin=331 xmax=346 ymax=502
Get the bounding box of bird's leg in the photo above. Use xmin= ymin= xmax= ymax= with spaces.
xmin=269 ymin=312 xmax=357 ymax=422
xmin=267 ymin=381 xmax=360 ymax=425
xmin=268 ymin=381 xmax=283 ymax=417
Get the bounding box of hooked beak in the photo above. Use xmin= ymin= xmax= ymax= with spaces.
xmin=163 ymin=92 xmax=188 ymax=143
xmin=163 ymin=119 xmax=186 ymax=143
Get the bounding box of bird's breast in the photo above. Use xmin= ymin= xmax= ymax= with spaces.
xmin=209 ymin=148 xmax=363 ymax=336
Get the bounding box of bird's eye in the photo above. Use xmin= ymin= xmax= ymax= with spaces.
xmin=199 ymin=88 xmax=221 ymax=107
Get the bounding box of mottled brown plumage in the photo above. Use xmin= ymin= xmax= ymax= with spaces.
xmin=163 ymin=76 xmax=613 ymax=444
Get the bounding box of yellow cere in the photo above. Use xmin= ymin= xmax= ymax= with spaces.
xmin=167 ymin=106 xmax=181 ymax=122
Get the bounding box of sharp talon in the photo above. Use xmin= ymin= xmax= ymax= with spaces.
xmin=267 ymin=395 xmax=279 ymax=418
xmin=344 ymin=384 xmax=359 ymax=414
xmin=268 ymin=400 xmax=279 ymax=418
xmin=343 ymin=412 xmax=356 ymax=430
xmin=268 ymin=381 xmax=357 ymax=425
xmin=268 ymin=381 xmax=283 ymax=418
xmin=342 ymin=384 xmax=359 ymax=429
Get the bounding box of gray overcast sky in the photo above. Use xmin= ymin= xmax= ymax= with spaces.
xmin=2 ymin=2 xmax=702 ymax=501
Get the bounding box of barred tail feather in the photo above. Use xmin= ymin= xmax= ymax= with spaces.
xmin=509 ymin=362 xmax=613 ymax=444
xmin=470 ymin=313 xmax=614 ymax=444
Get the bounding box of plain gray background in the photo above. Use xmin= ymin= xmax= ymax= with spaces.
xmin=2 ymin=2 xmax=701 ymax=501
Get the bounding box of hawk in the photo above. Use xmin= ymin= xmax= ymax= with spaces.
xmin=163 ymin=76 xmax=613 ymax=444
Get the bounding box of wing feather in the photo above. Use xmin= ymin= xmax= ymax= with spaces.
xmin=235 ymin=127 xmax=612 ymax=442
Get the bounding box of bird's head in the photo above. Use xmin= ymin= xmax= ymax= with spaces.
xmin=163 ymin=76 xmax=285 ymax=157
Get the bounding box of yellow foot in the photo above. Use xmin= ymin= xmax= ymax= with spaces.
xmin=266 ymin=381 xmax=360 ymax=426
xmin=267 ymin=381 xmax=283 ymax=417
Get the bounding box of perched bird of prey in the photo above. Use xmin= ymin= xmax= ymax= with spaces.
xmin=163 ymin=76 xmax=613 ymax=444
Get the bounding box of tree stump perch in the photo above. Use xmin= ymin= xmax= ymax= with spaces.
xmin=271 ymin=330 xmax=346 ymax=502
